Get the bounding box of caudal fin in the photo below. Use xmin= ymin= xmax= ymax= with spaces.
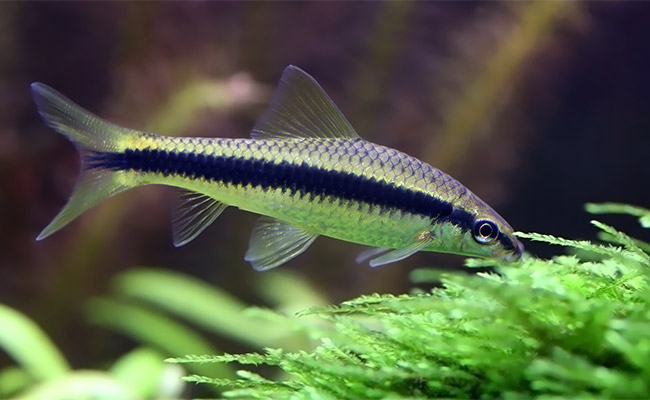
xmin=31 ymin=83 xmax=142 ymax=240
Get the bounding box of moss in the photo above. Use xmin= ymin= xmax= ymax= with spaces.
xmin=171 ymin=204 xmax=650 ymax=399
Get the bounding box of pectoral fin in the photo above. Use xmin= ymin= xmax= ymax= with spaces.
xmin=172 ymin=190 xmax=228 ymax=247
xmin=368 ymin=231 xmax=434 ymax=267
xmin=245 ymin=217 xmax=318 ymax=271
xmin=355 ymin=247 xmax=390 ymax=264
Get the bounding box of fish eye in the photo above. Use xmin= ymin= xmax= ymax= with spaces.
xmin=473 ymin=219 xmax=498 ymax=244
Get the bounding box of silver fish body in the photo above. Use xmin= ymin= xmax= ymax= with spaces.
xmin=32 ymin=65 xmax=523 ymax=270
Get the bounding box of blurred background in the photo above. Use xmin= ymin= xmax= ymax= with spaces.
xmin=1 ymin=1 xmax=649 ymax=398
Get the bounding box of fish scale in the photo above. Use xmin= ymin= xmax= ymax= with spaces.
xmin=94 ymin=136 xmax=474 ymax=253
xmin=31 ymin=65 xmax=523 ymax=270
xmin=158 ymin=137 xmax=460 ymax=200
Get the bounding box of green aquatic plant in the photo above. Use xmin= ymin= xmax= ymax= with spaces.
xmin=170 ymin=203 xmax=650 ymax=399
xmin=0 ymin=268 xmax=327 ymax=399
xmin=0 ymin=303 xmax=184 ymax=399
xmin=3 ymin=203 xmax=648 ymax=399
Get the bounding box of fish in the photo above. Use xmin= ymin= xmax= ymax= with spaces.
xmin=32 ymin=65 xmax=523 ymax=270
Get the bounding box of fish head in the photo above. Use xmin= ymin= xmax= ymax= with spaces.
xmin=448 ymin=194 xmax=524 ymax=262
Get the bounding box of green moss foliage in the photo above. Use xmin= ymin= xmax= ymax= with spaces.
xmin=170 ymin=204 xmax=650 ymax=399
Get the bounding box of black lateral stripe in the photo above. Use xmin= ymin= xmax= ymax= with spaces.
xmin=497 ymin=232 xmax=516 ymax=251
xmin=88 ymin=149 xmax=475 ymax=226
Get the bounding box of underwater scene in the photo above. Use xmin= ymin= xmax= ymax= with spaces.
xmin=1 ymin=2 xmax=650 ymax=399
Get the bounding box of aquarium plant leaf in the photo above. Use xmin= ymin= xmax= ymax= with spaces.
xmin=585 ymin=202 xmax=650 ymax=228
xmin=515 ymin=231 xmax=648 ymax=264
xmin=110 ymin=268 xmax=297 ymax=348
xmin=254 ymin=270 xmax=329 ymax=313
xmin=85 ymin=298 xmax=234 ymax=379
xmin=0 ymin=367 xmax=33 ymax=398
xmin=110 ymin=347 xmax=184 ymax=399
xmin=590 ymin=220 xmax=650 ymax=261
xmin=171 ymin=207 xmax=650 ymax=399
xmin=0 ymin=304 xmax=69 ymax=382
xmin=15 ymin=371 xmax=138 ymax=400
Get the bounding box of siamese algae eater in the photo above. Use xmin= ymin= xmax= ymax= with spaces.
xmin=32 ymin=65 xmax=523 ymax=270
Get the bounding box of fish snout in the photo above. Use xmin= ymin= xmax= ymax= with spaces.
xmin=502 ymin=238 xmax=524 ymax=262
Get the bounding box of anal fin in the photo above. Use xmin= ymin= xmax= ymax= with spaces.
xmin=245 ymin=217 xmax=318 ymax=271
xmin=172 ymin=190 xmax=228 ymax=247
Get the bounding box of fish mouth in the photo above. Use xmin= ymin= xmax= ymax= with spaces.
xmin=501 ymin=239 xmax=524 ymax=262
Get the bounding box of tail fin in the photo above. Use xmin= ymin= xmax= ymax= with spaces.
xmin=31 ymin=83 xmax=142 ymax=240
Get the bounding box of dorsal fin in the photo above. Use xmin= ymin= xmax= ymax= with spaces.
xmin=251 ymin=65 xmax=360 ymax=140
xmin=172 ymin=190 xmax=228 ymax=247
